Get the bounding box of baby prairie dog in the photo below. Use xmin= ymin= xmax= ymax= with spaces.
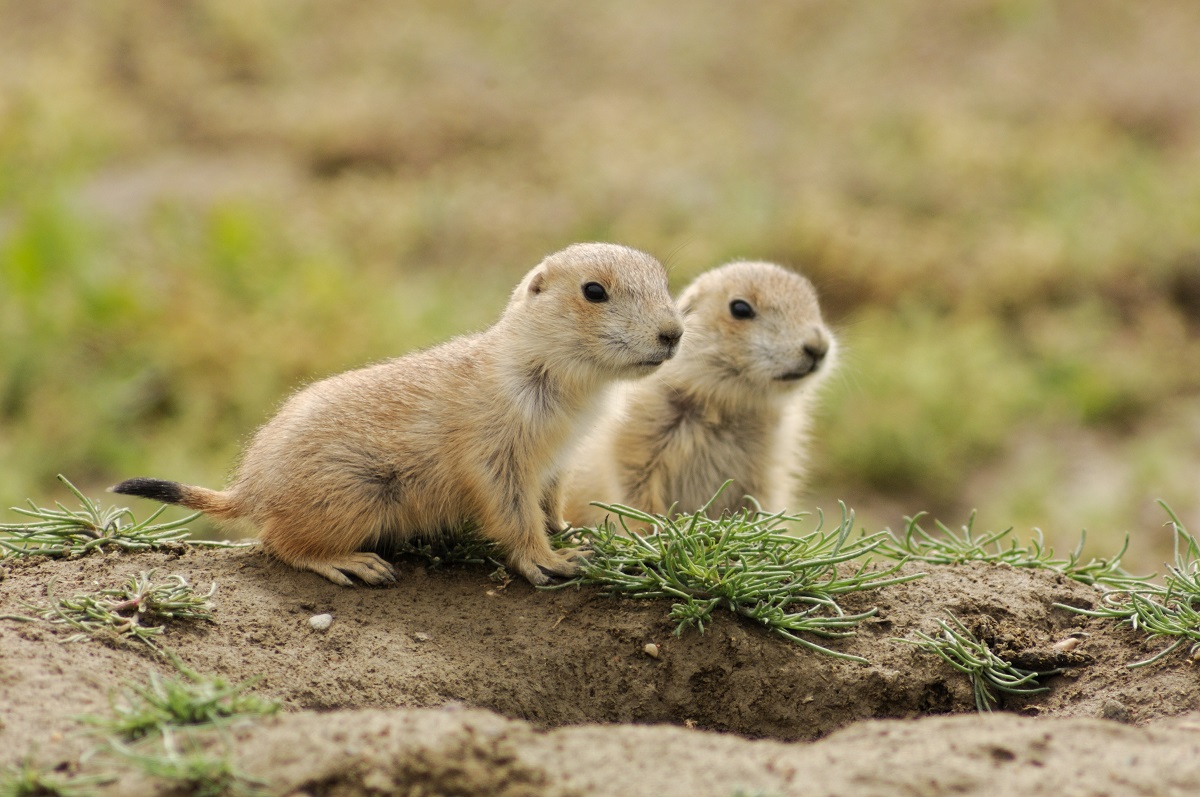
xmin=564 ymin=260 xmax=834 ymax=526
xmin=112 ymin=243 xmax=683 ymax=586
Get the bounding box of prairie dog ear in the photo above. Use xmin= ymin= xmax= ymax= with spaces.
xmin=527 ymin=270 xmax=546 ymax=295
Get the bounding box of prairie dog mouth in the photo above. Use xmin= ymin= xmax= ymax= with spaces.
xmin=634 ymin=342 xmax=679 ymax=368
xmin=776 ymin=365 xmax=816 ymax=381
xmin=775 ymin=345 xmax=828 ymax=381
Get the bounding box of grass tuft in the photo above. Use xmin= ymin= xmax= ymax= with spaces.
xmin=26 ymin=570 xmax=215 ymax=654
xmin=0 ymin=474 xmax=249 ymax=559
xmin=875 ymin=512 xmax=1150 ymax=591
xmin=388 ymin=526 xmax=501 ymax=570
xmin=108 ymin=731 xmax=265 ymax=797
xmin=0 ymin=758 xmax=111 ymax=797
xmin=546 ymin=492 xmax=924 ymax=663
xmin=83 ymin=657 xmax=279 ymax=741
xmin=897 ymin=612 xmax=1062 ymax=712
xmin=76 ymin=657 xmax=276 ymax=796
xmin=1057 ymin=502 xmax=1200 ymax=668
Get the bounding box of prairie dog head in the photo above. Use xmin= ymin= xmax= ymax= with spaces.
xmin=671 ymin=260 xmax=834 ymax=404
xmin=503 ymin=243 xmax=684 ymax=380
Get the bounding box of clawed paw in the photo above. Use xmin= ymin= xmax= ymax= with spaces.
xmin=304 ymin=553 xmax=397 ymax=587
xmin=556 ymin=546 xmax=592 ymax=562
xmin=509 ymin=544 xmax=587 ymax=585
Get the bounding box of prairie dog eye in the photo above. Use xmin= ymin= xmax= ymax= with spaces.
xmin=729 ymin=299 xmax=756 ymax=319
xmin=583 ymin=282 xmax=609 ymax=303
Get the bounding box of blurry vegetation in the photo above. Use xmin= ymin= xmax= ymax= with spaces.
xmin=2 ymin=0 xmax=1198 ymax=571
xmin=84 ymin=662 xmax=279 ymax=741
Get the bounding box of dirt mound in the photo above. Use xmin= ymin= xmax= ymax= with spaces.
xmin=3 ymin=546 xmax=1200 ymax=795
xmin=124 ymin=709 xmax=1200 ymax=797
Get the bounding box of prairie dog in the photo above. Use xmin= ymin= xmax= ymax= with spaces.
xmin=563 ymin=260 xmax=834 ymax=526
xmin=112 ymin=243 xmax=683 ymax=586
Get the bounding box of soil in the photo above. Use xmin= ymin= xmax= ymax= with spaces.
xmin=2 ymin=546 xmax=1200 ymax=796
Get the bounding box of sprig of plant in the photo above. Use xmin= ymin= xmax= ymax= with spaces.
xmin=76 ymin=657 xmax=275 ymax=796
xmin=897 ymin=613 xmax=1062 ymax=712
xmin=108 ymin=730 xmax=265 ymax=797
xmin=389 ymin=524 xmax=502 ymax=569
xmin=1058 ymin=503 xmax=1200 ymax=668
xmin=0 ymin=757 xmax=111 ymax=797
xmin=874 ymin=512 xmax=1150 ymax=591
xmin=547 ymin=495 xmax=924 ymax=663
xmin=83 ymin=657 xmax=278 ymax=741
xmin=29 ymin=571 xmax=215 ymax=654
xmin=0 ymin=474 xmax=250 ymax=560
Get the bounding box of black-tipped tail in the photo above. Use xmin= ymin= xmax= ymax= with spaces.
xmin=110 ymin=478 xmax=238 ymax=518
xmin=110 ymin=477 xmax=186 ymax=505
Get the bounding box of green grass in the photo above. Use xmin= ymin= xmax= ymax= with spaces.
xmin=107 ymin=734 xmax=265 ymax=797
xmin=547 ymin=495 xmax=924 ymax=663
xmin=897 ymin=613 xmax=1062 ymax=712
xmin=383 ymin=491 xmax=925 ymax=663
xmin=83 ymin=658 xmax=279 ymax=741
xmin=75 ymin=655 xmax=276 ymax=797
xmin=0 ymin=759 xmax=110 ymax=797
xmin=22 ymin=570 xmax=216 ymax=655
xmin=1057 ymin=503 xmax=1200 ymax=668
xmin=0 ymin=474 xmax=249 ymax=559
xmin=18 ymin=648 xmax=280 ymax=797
xmin=873 ymin=511 xmax=1147 ymax=591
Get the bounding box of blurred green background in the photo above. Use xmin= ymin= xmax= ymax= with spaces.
xmin=2 ymin=0 xmax=1198 ymax=572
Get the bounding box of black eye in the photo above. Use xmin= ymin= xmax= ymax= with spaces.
xmin=583 ymin=282 xmax=609 ymax=303
xmin=729 ymin=299 xmax=756 ymax=319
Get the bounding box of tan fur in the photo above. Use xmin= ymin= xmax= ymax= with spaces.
xmin=564 ymin=260 xmax=834 ymax=526
xmin=113 ymin=244 xmax=683 ymax=586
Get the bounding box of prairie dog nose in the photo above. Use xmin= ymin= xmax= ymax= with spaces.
xmin=804 ymin=341 xmax=828 ymax=365
xmin=658 ymin=320 xmax=683 ymax=349
xmin=803 ymin=328 xmax=831 ymax=365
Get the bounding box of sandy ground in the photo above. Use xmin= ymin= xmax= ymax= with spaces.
xmin=2 ymin=545 xmax=1199 ymax=795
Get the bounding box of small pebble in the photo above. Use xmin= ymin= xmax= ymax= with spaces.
xmin=309 ymin=613 xmax=333 ymax=631
xmin=413 ymin=631 xmax=432 ymax=642
xmin=1053 ymin=637 xmax=1082 ymax=653
xmin=643 ymin=643 xmax=660 ymax=659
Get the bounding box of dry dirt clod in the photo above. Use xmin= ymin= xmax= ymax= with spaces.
xmin=1099 ymin=699 xmax=1132 ymax=723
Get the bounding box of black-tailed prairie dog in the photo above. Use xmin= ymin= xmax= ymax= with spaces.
xmin=563 ymin=260 xmax=834 ymax=526
xmin=112 ymin=243 xmax=683 ymax=586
